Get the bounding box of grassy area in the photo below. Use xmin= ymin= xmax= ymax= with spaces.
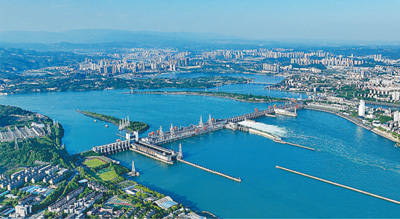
xmin=84 ymin=158 xmax=106 ymax=168
xmin=98 ymin=169 xmax=119 ymax=181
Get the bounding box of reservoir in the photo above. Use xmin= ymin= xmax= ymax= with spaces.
xmin=1 ymin=78 xmax=400 ymax=217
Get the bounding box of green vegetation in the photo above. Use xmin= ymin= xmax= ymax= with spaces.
xmin=0 ymin=104 xmax=36 ymax=127
xmin=77 ymin=110 xmax=149 ymax=133
xmin=84 ymin=158 xmax=106 ymax=168
xmin=336 ymin=85 xmax=371 ymax=100
xmin=98 ymin=169 xmax=119 ymax=181
xmin=350 ymin=111 xmax=358 ymax=118
xmin=373 ymin=110 xmax=393 ymax=123
xmin=0 ymin=125 xmax=70 ymax=169
xmin=0 ymin=104 xmax=192 ymax=218
xmin=142 ymin=91 xmax=286 ymax=103
xmin=392 ymin=131 xmax=400 ymax=141
xmin=2 ymin=76 xmax=247 ymax=95
xmin=377 ymin=115 xmax=392 ymax=123
xmin=96 ymin=163 xmax=128 ymax=183
xmin=0 ymin=105 xmax=71 ymax=170
xmin=0 ymin=48 xmax=85 ymax=77
xmin=203 ymin=91 xmax=285 ymax=102
xmin=33 ymin=181 xmax=67 ymax=212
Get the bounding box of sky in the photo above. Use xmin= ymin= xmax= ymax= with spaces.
xmin=0 ymin=0 xmax=400 ymax=42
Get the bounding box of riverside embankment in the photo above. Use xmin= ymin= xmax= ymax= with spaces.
xmin=127 ymin=91 xmax=287 ymax=103
xmin=304 ymin=104 xmax=400 ymax=144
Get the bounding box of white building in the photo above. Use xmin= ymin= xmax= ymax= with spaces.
xmin=15 ymin=204 xmax=32 ymax=217
xmin=394 ymin=111 xmax=400 ymax=122
xmin=391 ymin=91 xmax=400 ymax=101
xmin=358 ymin=100 xmax=366 ymax=117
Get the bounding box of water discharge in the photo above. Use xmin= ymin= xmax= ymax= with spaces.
xmin=238 ymin=120 xmax=287 ymax=137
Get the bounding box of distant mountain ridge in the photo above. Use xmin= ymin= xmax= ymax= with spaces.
xmin=0 ymin=29 xmax=243 ymax=44
xmin=0 ymin=29 xmax=268 ymax=50
xmin=1 ymin=29 xmax=399 ymax=51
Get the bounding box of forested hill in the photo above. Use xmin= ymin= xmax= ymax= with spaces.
xmin=0 ymin=48 xmax=84 ymax=76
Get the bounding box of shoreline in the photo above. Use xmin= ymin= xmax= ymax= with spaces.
xmin=128 ymin=90 xmax=287 ymax=103
xmin=304 ymin=105 xmax=399 ymax=145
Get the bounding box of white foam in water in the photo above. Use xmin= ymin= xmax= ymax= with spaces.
xmin=294 ymin=133 xmax=400 ymax=174
xmin=238 ymin=120 xmax=287 ymax=137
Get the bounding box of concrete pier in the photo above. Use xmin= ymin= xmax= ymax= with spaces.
xmin=178 ymin=159 xmax=242 ymax=183
xmin=275 ymin=140 xmax=315 ymax=151
xmin=276 ymin=165 xmax=400 ymax=205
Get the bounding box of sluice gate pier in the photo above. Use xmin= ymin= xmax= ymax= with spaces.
xmin=91 ymin=103 xmax=306 ymax=182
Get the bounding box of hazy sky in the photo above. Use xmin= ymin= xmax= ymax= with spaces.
xmin=1 ymin=0 xmax=400 ymax=42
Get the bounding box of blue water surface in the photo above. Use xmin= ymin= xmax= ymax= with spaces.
xmin=0 ymin=77 xmax=399 ymax=218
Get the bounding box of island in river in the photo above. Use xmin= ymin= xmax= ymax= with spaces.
xmin=76 ymin=110 xmax=149 ymax=133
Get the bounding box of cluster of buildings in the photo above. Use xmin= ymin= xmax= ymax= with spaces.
xmin=72 ymin=47 xmax=399 ymax=78
xmin=275 ymin=59 xmax=400 ymax=101
xmin=48 ymin=186 xmax=104 ymax=219
xmin=262 ymin=63 xmax=281 ymax=73
xmin=0 ymin=165 xmax=69 ymax=218
xmin=0 ymin=164 xmax=67 ymax=192
xmin=290 ymin=56 xmax=365 ymax=67
xmin=357 ymin=99 xmax=400 ymax=136
xmin=78 ymin=48 xmax=200 ymax=75
xmin=0 ymin=122 xmax=51 ymax=142
xmin=87 ymin=205 xmax=127 ymax=218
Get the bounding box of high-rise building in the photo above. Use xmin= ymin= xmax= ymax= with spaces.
xmin=358 ymin=100 xmax=366 ymax=117
xmin=393 ymin=111 xmax=400 ymax=122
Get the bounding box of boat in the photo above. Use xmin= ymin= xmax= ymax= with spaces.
xmin=105 ymin=124 xmax=109 ymax=128
xmin=94 ymin=119 xmax=97 ymax=122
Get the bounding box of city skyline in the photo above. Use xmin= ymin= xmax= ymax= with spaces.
xmin=1 ymin=0 xmax=400 ymax=42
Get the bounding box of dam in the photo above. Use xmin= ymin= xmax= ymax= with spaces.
xmin=91 ymin=103 xmax=310 ymax=181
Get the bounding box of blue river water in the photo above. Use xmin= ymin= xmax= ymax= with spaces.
xmin=0 ymin=75 xmax=399 ymax=218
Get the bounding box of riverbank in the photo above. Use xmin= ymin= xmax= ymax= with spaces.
xmin=1 ymin=76 xmax=248 ymax=95
xmin=129 ymin=91 xmax=287 ymax=103
xmin=304 ymin=105 xmax=400 ymax=144
xmin=304 ymin=105 xmax=372 ymax=130
xmin=365 ymin=100 xmax=400 ymax=108
xmin=76 ymin=110 xmax=149 ymax=133
xmin=371 ymin=128 xmax=400 ymax=144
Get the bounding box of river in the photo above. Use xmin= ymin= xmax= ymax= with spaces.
xmin=0 ymin=75 xmax=399 ymax=218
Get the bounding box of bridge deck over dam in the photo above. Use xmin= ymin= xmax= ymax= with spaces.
xmin=92 ymin=103 xmax=300 ymax=156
